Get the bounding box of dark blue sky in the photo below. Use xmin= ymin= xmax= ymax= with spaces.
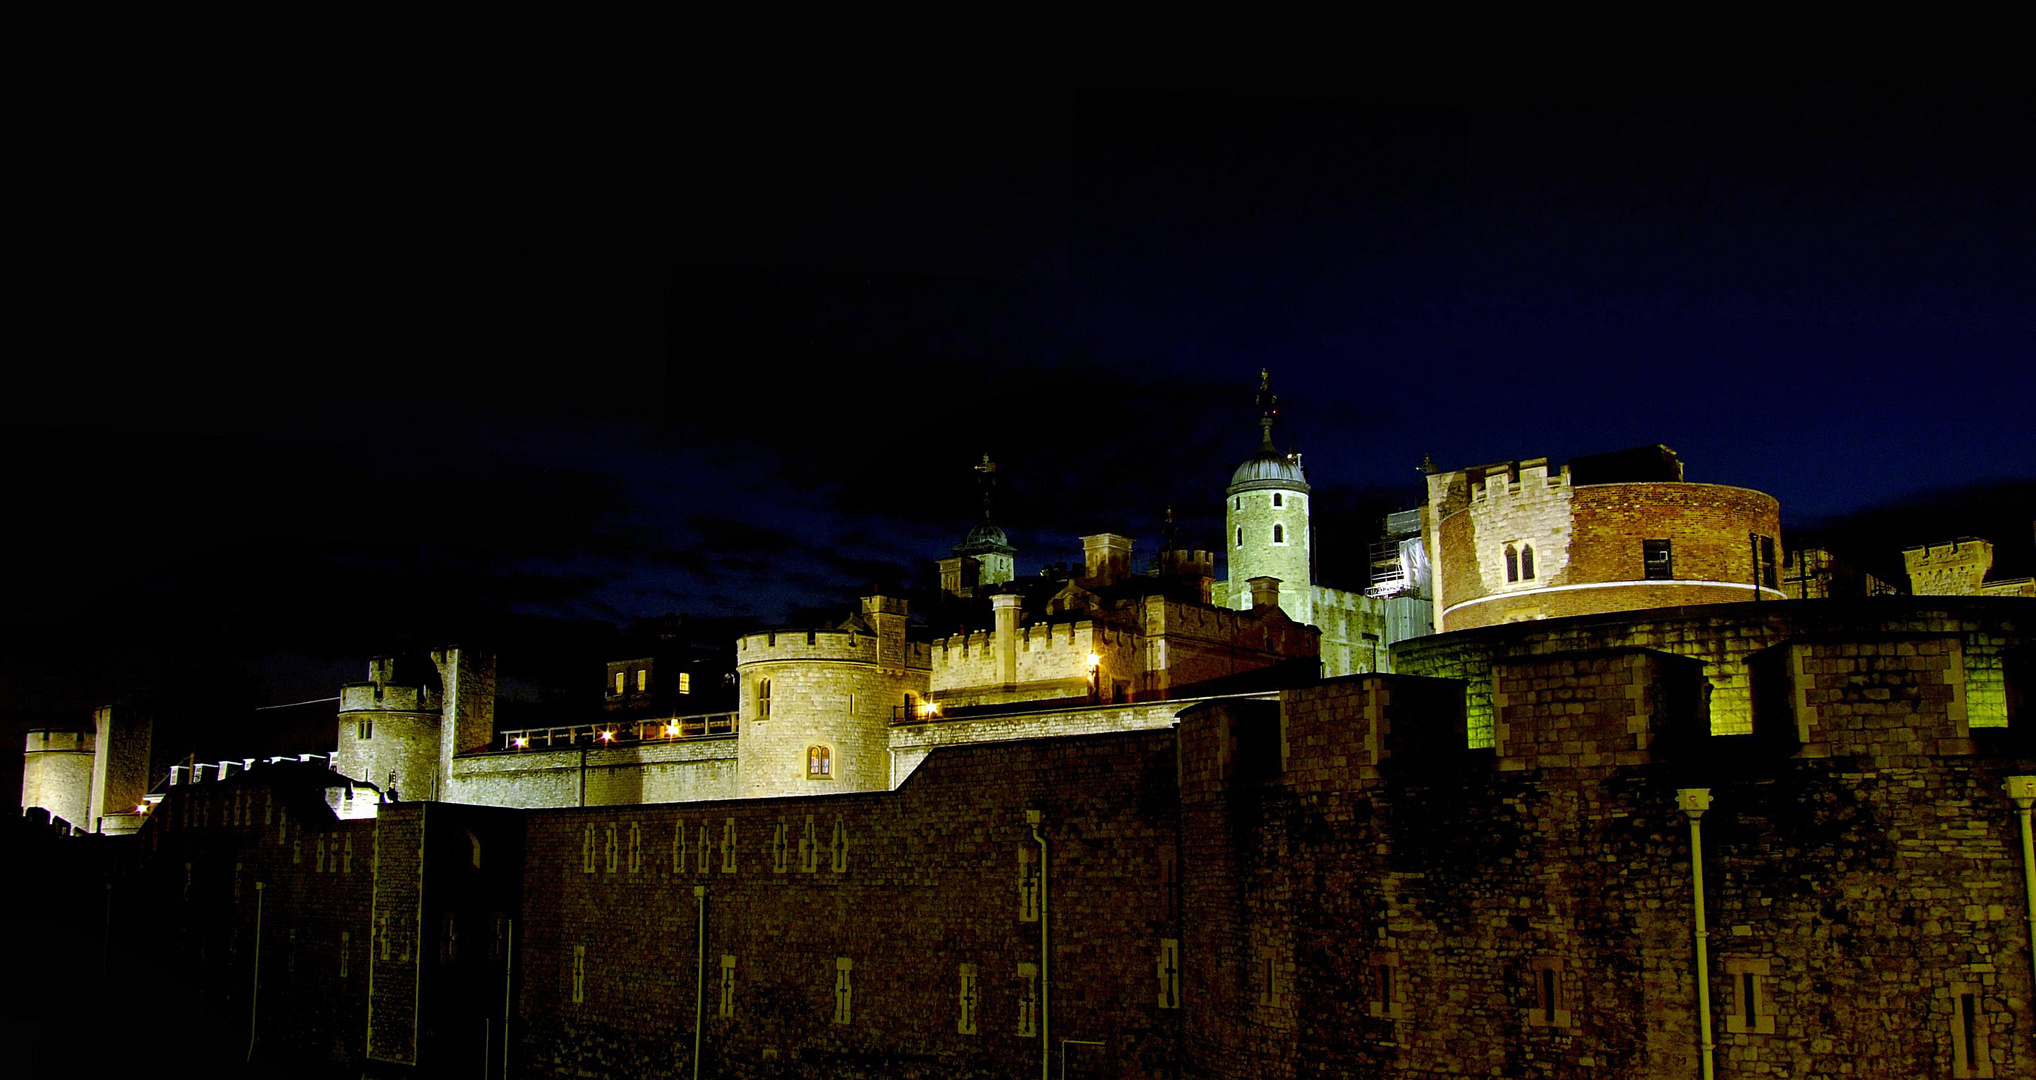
xmin=5 ymin=72 xmax=2031 ymax=726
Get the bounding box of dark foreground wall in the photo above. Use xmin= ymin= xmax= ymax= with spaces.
xmin=517 ymin=730 xmax=1181 ymax=1079
xmin=1181 ymin=606 xmax=2035 ymax=1080
xmin=54 ymin=598 xmax=2036 ymax=1079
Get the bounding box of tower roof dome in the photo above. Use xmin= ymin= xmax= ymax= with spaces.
xmin=1229 ymin=449 xmax=1310 ymax=492
xmin=954 ymin=521 xmax=1016 ymax=557
xmin=1226 ymin=368 xmax=1311 ymax=494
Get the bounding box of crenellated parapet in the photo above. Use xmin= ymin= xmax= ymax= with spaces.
xmin=736 ymin=628 xmax=930 ymax=669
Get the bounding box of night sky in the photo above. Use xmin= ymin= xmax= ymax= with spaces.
xmin=5 ymin=72 xmax=2031 ymax=777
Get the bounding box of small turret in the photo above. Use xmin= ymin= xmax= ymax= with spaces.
xmin=943 ymin=454 xmax=1018 ymax=598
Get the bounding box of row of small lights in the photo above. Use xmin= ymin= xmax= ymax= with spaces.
xmin=511 ymin=721 xmax=693 ymax=750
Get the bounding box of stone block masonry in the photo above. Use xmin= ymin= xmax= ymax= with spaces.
xmin=519 ymin=730 xmax=1181 ymax=1079
xmin=73 ymin=596 xmax=2036 ymax=1078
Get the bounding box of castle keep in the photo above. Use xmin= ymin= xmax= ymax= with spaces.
xmin=16 ymin=387 xmax=2036 ymax=1079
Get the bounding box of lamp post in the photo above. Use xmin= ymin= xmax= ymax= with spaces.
xmin=1678 ymin=788 xmax=1715 ymax=1080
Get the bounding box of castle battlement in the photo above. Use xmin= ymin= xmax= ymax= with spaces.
xmin=338 ymin=682 xmax=439 ymax=714
xmin=1466 ymin=458 xmax=1568 ymax=503
xmin=738 ymin=628 xmax=878 ymax=661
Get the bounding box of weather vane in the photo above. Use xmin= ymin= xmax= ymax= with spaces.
xmin=975 ymin=453 xmax=998 ymax=521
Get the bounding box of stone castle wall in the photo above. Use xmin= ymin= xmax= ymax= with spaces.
xmin=887 ymin=697 xmax=1214 ymax=786
xmin=930 ymin=619 xmax=1139 ymax=700
xmin=74 ymin=597 xmax=2036 ymax=1078
xmin=1395 ymin=599 xmax=2023 ymax=747
xmin=514 ymin=732 xmax=1179 ymax=1079
xmin=1179 ymin=655 xmax=2034 ymax=1080
xmin=448 ymin=737 xmax=740 ymax=808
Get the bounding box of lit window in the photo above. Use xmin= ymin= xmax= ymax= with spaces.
xmin=636 ymin=669 xmax=647 ymax=692
xmin=808 ymin=746 xmax=832 ymax=778
xmin=758 ymin=678 xmax=771 ymax=720
xmin=613 ymin=672 xmax=625 ymax=694
xmin=678 ymin=672 xmax=691 ymax=695
xmin=1644 ymin=539 xmax=1673 ymax=580
xmin=1520 ymin=543 xmax=1535 ymax=580
xmin=1505 ymin=545 xmax=1519 ymax=583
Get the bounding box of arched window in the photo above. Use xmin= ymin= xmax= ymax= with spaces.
xmin=807 ymin=746 xmax=832 ymax=778
xmin=1234 ymin=496 xmax=1241 ymax=510
xmin=1505 ymin=545 xmax=1519 ymax=583
xmin=1272 ymin=492 xmax=1282 ymax=507
xmin=1236 ymin=526 xmax=1244 ymax=548
xmin=1272 ymin=523 xmax=1285 ymax=543
xmin=1520 ymin=544 xmax=1536 ymax=580
xmin=757 ymin=678 xmax=771 ymax=720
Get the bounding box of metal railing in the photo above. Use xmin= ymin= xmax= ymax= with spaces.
xmin=498 ymin=712 xmax=738 ymax=750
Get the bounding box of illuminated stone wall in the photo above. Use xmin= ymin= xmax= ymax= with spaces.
xmin=1395 ymin=599 xmax=2024 ymax=747
xmin=87 ymin=706 xmax=151 ymax=833
xmin=448 ymin=737 xmax=740 ymax=808
xmin=930 ymin=619 xmax=1139 ymax=702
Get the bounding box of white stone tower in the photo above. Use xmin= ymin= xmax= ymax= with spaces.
xmin=734 ymin=596 xmax=931 ymax=797
xmin=333 ymin=656 xmax=443 ymax=813
xmin=1224 ymin=369 xmax=1313 ymax=625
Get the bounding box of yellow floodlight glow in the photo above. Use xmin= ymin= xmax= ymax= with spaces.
xmin=1086 ymin=652 xmax=1101 ymax=670
xmin=599 ymin=730 xmax=615 ymax=742
xmin=513 ymin=736 xmax=530 ymax=749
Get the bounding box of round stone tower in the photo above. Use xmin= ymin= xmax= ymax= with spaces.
xmin=734 ymin=596 xmax=931 ymax=798
xmin=1224 ymin=369 xmax=1313 ymax=625
xmin=333 ymin=655 xmax=443 ymax=810
xmin=21 ymin=727 xmax=94 ymax=830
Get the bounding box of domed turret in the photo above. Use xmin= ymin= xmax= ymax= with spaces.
xmin=940 ymin=454 xmax=1016 ymax=597
xmin=1223 ymin=370 xmax=1314 ymax=625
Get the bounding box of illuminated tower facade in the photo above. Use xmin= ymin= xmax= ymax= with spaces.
xmin=1224 ymin=370 xmax=1313 ymax=626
